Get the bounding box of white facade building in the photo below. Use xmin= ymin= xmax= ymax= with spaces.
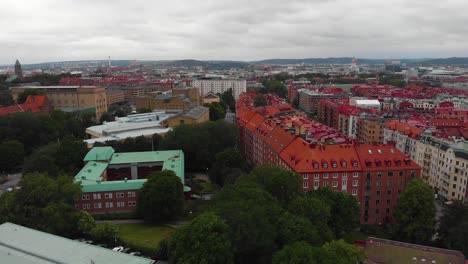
xmin=193 ymin=79 xmax=247 ymax=99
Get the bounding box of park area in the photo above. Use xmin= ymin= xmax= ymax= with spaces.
xmin=116 ymin=223 xmax=176 ymax=253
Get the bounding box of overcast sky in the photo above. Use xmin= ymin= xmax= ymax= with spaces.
xmin=1 ymin=0 xmax=467 ymax=64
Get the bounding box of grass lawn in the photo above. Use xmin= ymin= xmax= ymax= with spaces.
xmin=117 ymin=223 xmax=175 ymax=252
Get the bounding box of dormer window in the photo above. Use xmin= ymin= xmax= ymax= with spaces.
xmin=332 ymin=162 xmax=337 ymax=168
xmin=352 ymin=161 xmax=358 ymax=167
xmin=341 ymin=161 xmax=347 ymax=168
xmin=313 ymin=162 xmax=319 ymax=169
xmin=322 ymin=161 xmax=328 ymax=168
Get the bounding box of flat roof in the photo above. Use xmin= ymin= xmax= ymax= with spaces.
xmin=355 ymin=99 xmax=381 ymax=105
xmin=83 ymin=146 xmax=115 ymax=161
xmin=0 ymin=222 xmax=154 ymax=264
xmin=75 ymin=161 xmax=109 ymax=185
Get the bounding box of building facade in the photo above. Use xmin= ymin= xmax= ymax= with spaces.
xmin=10 ymin=86 xmax=108 ymax=119
xmin=193 ymin=79 xmax=246 ymax=99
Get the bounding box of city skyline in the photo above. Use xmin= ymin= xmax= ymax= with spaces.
xmin=1 ymin=0 xmax=468 ymax=64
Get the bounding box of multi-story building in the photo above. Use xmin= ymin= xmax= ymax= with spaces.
xmin=10 ymin=86 xmax=108 ymax=119
xmin=298 ymin=89 xmax=350 ymax=114
xmin=357 ymin=117 xmax=386 ymax=144
xmin=162 ymin=106 xmax=209 ymax=127
xmin=106 ymin=89 xmax=125 ymax=106
xmin=172 ymin=87 xmax=201 ymax=105
xmin=0 ymin=95 xmax=53 ymax=116
xmin=415 ymin=134 xmax=468 ymax=201
xmin=237 ymin=93 xmax=421 ymax=225
xmin=135 ymin=94 xmax=197 ymax=111
xmin=383 ymin=120 xmax=423 ymax=160
xmin=192 ymin=78 xmax=246 ymax=99
xmin=75 ymin=147 xmax=188 ymax=214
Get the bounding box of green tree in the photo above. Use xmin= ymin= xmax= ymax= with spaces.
xmin=292 ymin=97 xmax=299 ymax=108
xmin=137 ymin=170 xmax=184 ymax=222
xmin=0 ymin=173 xmax=82 ymax=237
xmin=89 ymin=222 xmax=119 ymax=244
xmin=23 ymin=143 xmax=60 ymax=177
xmin=157 ymin=239 xmax=169 ymax=260
xmin=17 ymin=89 xmax=45 ymax=104
xmin=322 ymin=240 xmax=366 ymax=264
xmin=159 ymin=121 xmax=238 ymax=171
xmin=204 ymin=102 xmax=227 ymax=121
xmin=437 ymin=200 xmax=468 ymax=256
xmin=253 ymin=94 xmax=268 ymax=107
xmin=137 ymin=108 xmax=152 ymax=113
xmin=273 ymin=242 xmax=345 ymax=264
xmin=78 ymin=211 xmax=97 ymax=235
xmin=0 ymin=140 xmax=24 ymax=172
xmin=212 ymin=182 xmax=282 ymax=263
xmin=394 ymin=179 xmax=435 ymax=244
xmin=263 ymin=80 xmax=288 ymax=98
xmin=169 ymin=212 xmax=234 ymax=264
xmin=210 ymin=148 xmax=246 ymax=186
xmin=288 ymin=196 xmax=333 ymax=242
xmin=55 ymin=136 xmax=88 ymax=175
xmin=276 ymin=212 xmax=322 ymax=247
xmin=308 ymin=187 xmax=360 ymax=237
xmin=99 ymin=111 xmax=114 ymax=123
xmin=248 ymin=165 xmax=302 ymax=205
xmin=221 ymin=88 xmax=236 ymax=113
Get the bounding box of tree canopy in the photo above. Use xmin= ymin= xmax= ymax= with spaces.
xmin=437 ymin=200 xmax=468 ymax=256
xmin=169 ymin=212 xmax=234 ymax=264
xmin=0 ymin=173 xmax=83 ymax=237
xmin=253 ymin=94 xmax=268 ymax=107
xmin=0 ymin=140 xmax=24 ymax=172
xmin=137 ymin=170 xmax=184 ymax=222
xmin=16 ymin=88 xmax=45 ymax=104
xmin=394 ymin=179 xmax=435 ymax=244
xmin=204 ymin=102 xmax=227 ymax=121
xmin=221 ymin=88 xmax=236 ymax=113
xmin=159 ymin=121 xmax=238 ymax=171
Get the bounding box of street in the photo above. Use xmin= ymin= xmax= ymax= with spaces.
xmin=0 ymin=173 xmax=23 ymax=194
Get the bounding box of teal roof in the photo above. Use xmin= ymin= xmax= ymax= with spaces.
xmin=110 ymin=150 xmax=184 ymax=180
xmin=76 ymin=150 xmax=185 ymax=193
xmin=0 ymin=222 xmax=154 ymax=264
xmin=83 ymin=146 xmax=115 ymax=161
xmin=81 ymin=179 xmax=147 ymax=192
xmin=75 ymin=161 xmax=108 ymax=185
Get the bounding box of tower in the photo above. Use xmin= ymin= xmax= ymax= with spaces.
xmin=14 ymin=59 xmax=23 ymax=78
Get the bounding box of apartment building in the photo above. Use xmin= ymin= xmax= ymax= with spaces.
xmin=237 ymin=93 xmax=421 ymax=225
xmin=10 ymin=86 xmax=107 ymax=119
xmin=415 ymin=135 xmax=468 ymax=201
xmin=192 ymin=78 xmax=246 ymax=99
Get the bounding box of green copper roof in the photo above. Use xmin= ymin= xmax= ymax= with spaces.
xmin=81 ymin=179 xmax=147 ymax=192
xmin=83 ymin=146 xmax=115 ymax=161
xmin=76 ymin=148 xmax=185 ymax=193
xmin=75 ymin=161 xmax=108 ymax=186
xmin=0 ymin=222 xmax=155 ymax=264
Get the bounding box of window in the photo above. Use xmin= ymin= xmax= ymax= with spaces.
xmin=342 ymin=173 xmax=348 ymax=178
xmin=303 ymin=182 xmax=308 ymax=188
xmin=387 ymin=181 xmax=393 ymax=187
xmin=323 ymin=182 xmax=329 ymax=187
xmin=387 ymin=190 xmax=392 ymax=195
xmin=323 ymin=173 xmax=329 ymax=179
xmin=375 ymin=209 xmax=380 ymax=214
xmin=314 ymin=173 xmax=319 ymax=179
xmin=376 ymin=181 xmax=381 ymax=187
xmin=341 ymin=161 xmax=347 ymax=168
xmin=333 ymin=173 xmax=338 ymax=178
xmin=303 ymin=174 xmax=309 ymax=179
xmin=386 ymin=199 xmax=391 ymax=204
xmin=128 ymin=192 xmax=136 ymax=198
xmin=352 ymin=189 xmax=358 ymax=196
xmin=352 ymin=161 xmax=358 ymax=167
xmin=399 ymin=171 xmax=404 ymax=176
xmin=322 ymin=162 xmax=328 ymax=168
xmin=377 ymin=172 xmax=382 ymax=177
xmin=377 ymin=190 xmax=381 ymax=196
xmin=332 ymin=181 xmax=338 ymax=187
xmin=353 ymin=172 xmax=359 ymax=177
xmin=313 ymin=163 xmax=319 ymax=169
xmin=376 ymin=199 xmax=380 ymax=205
xmin=104 ymin=193 xmax=109 ymax=199
xmin=352 ymin=180 xmax=358 ymax=187
xmin=332 ymin=162 xmax=337 ymax=168
xmin=314 ymin=181 xmax=319 ymax=189
xmin=388 ymin=171 xmax=394 ymax=177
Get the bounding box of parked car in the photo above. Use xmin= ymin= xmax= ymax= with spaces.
xmin=112 ymin=246 xmax=124 ymax=252
xmin=129 ymin=251 xmax=141 ymax=256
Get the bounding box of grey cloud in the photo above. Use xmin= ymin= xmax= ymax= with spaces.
xmin=0 ymin=0 xmax=467 ymax=63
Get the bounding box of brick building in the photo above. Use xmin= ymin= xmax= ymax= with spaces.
xmin=74 ymin=147 xmax=188 ymax=214
xmin=237 ymin=93 xmax=421 ymax=224
xmin=10 ymin=86 xmax=107 ymax=119
xmin=0 ymin=95 xmax=52 ymax=116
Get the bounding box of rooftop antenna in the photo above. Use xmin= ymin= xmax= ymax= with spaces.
xmin=108 ymin=56 xmax=111 ymax=68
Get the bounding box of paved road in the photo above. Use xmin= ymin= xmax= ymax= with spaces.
xmin=0 ymin=173 xmax=23 ymax=192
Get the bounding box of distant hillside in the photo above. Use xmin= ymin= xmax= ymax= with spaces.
xmin=161 ymin=59 xmax=248 ymax=70
xmin=410 ymin=57 xmax=468 ymax=66
xmin=249 ymin=57 xmax=433 ymax=65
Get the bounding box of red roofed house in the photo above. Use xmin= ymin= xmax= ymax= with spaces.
xmin=0 ymin=95 xmax=52 ymax=116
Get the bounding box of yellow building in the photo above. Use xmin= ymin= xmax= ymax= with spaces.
xmin=106 ymin=90 xmax=126 ymax=106
xmin=162 ymin=106 xmax=209 ymax=127
xmin=10 ymin=86 xmax=107 ymax=119
xmin=172 ymin=87 xmax=201 ymax=105
xmin=201 ymin=92 xmax=220 ymax=104
xmin=415 ymin=134 xmax=468 ymax=201
xmin=135 ymin=94 xmax=197 ymax=111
